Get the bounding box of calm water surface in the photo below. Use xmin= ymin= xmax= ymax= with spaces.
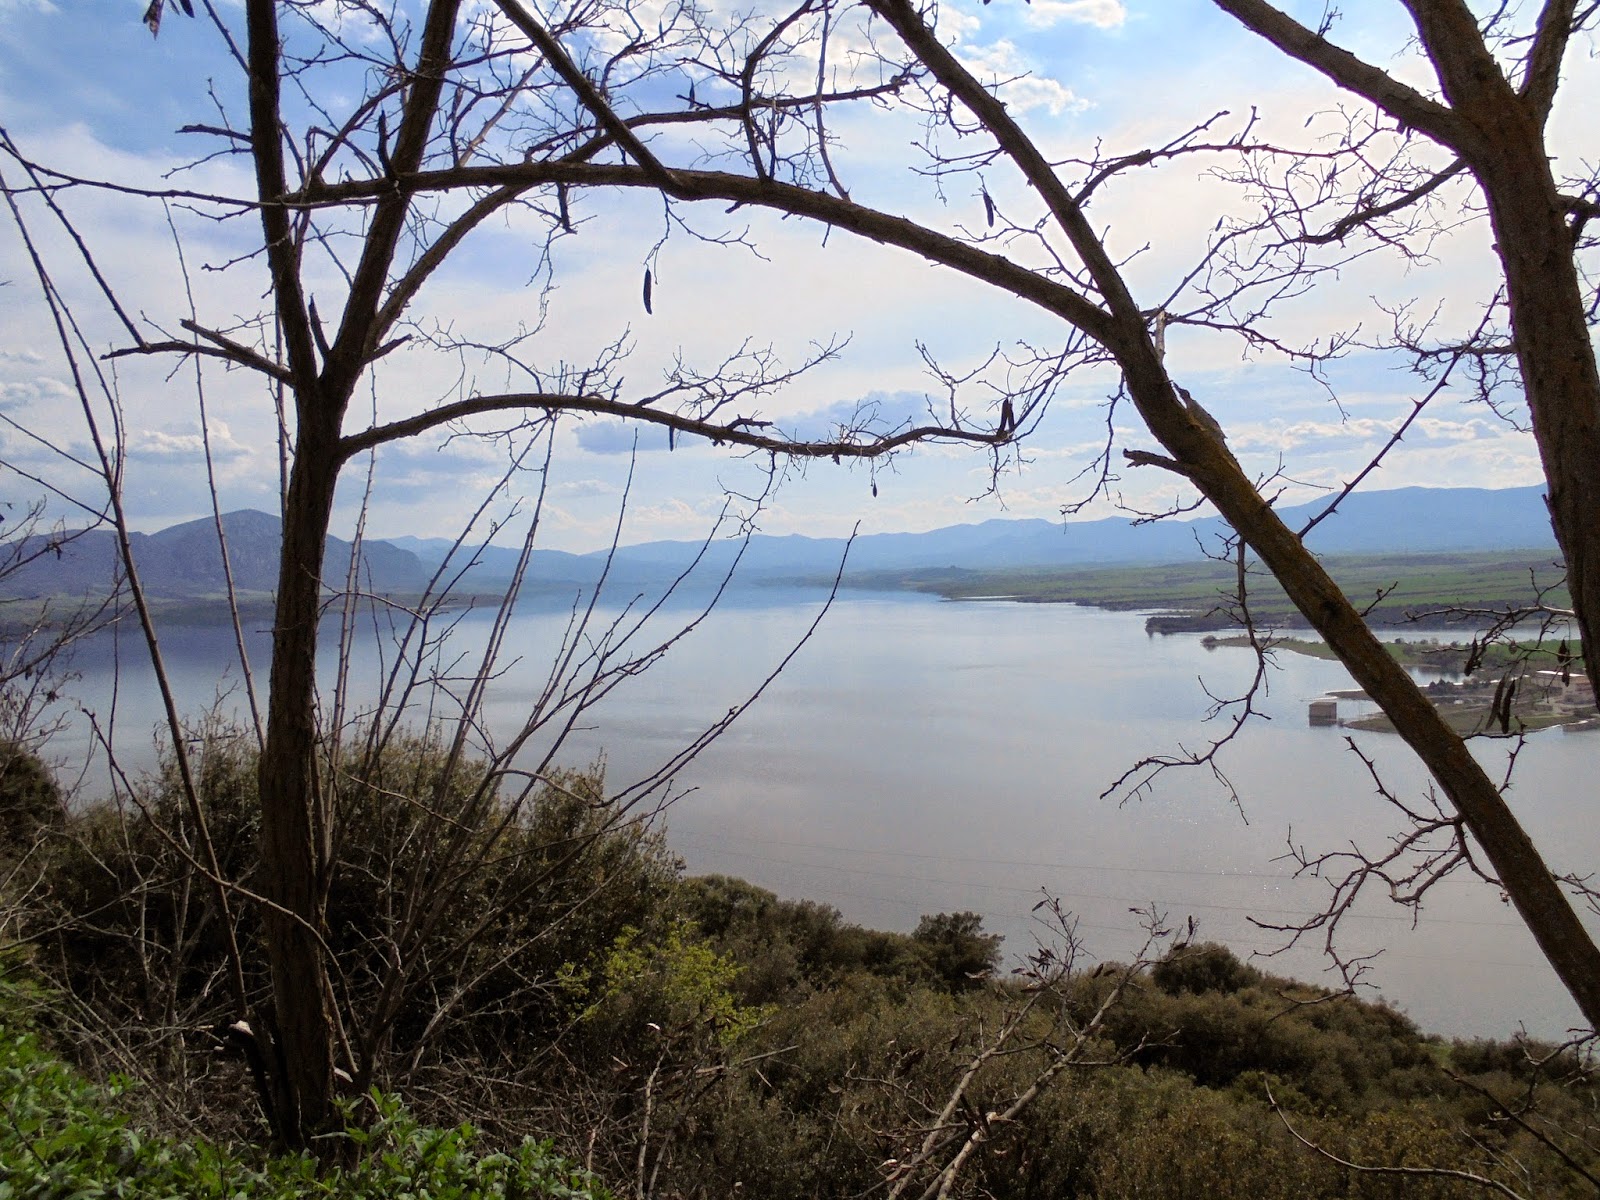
xmin=55 ymin=588 xmax=1600 ymax=1040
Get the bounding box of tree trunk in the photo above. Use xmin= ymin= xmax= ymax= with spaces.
xmin=1473 ymin=152 xmax=1600 ymax=709
xmin=1137 ymin=388 xmax=1600 ymax=1030
xmin=257 ymin=429 xmax=342 ymax=1146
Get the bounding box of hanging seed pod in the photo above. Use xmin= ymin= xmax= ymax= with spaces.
xmin=643 ymin=268 xmax=654 ymax=314
xmin=982 ymin=187 xmax=996 ymax=229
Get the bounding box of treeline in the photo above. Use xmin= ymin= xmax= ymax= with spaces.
xmin=1 ymin=735 xmax=1596 ymax=1198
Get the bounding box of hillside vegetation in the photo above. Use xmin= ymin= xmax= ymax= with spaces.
xmin=2 ymin=736 xmax=1596 ymax=1198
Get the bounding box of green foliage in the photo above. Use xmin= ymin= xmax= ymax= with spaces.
xmin=19 ymin=745 xmax=1600 ymax=1200
xmin=677 ymin=876 xmax=988 ymax=1000
xmin=0 ymin=1015 xmax=610 ymax=1199
xmin=912 ymin=911 xmax=1003 ymax=990
xmin=25 ymin=726 xmax=680 ymax=1124
xmin=1092 ymin=957 xmax=1435 ymax=1113
xmin=584 ymin=921 xmax=769 ymax=1050
xmin=1152 ymin=942 xmax=1259 ymax=996
xmin=0 ymin=741 xmax=62 ymax=855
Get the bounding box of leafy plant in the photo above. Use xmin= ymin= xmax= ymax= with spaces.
xmin=0 ymin=1014 xmax=610 ymax=1200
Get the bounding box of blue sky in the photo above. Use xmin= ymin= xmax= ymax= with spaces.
xmin=0 ymin=0 xmax=1587 ymax=552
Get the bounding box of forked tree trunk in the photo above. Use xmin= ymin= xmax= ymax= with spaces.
xmin=241 ymin=0 xmax=463 ymax=1143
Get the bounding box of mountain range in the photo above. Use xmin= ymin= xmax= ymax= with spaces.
xmin=1 ymin=485 xmax=1558 ymax=602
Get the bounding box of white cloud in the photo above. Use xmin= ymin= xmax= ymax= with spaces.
xmin=552 ymin=478 xmax=617 ymax=499
xmin=131 ymin=424 xmax=250 ymax=460
xmin=1022 ymin=0 xmax=1126 ymax=30
xmin=0 ymin=376 xmax=72 ymax=411
xmin=957 ymin=40 xmax=1088 ymax=115
xmin=939 ymin=6 xmax=982 ymax=45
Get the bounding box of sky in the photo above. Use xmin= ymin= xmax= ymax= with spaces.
xmin=0 ymin=0 xmax=1592 ymax=553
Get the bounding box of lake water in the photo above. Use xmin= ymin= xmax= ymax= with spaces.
xmin=46 ymin=586 xmax=1600 ymax=1041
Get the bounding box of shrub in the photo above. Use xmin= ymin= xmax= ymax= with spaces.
xmin=1152 ymin=942 xmax=1258 ymax=996
xmin=0 ymin=740 xmax=62 ymax=854
xmin=24 ymin=727 xmax=680 ymax=1132
xmin=912 ymin=911 xmax=1003 ymax=991
xmin=0 ymin=1012 xmax=611 ymax=1199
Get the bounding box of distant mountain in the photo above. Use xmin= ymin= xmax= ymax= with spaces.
xmin=0 ymin=486 xmax=1558 ymax=603
xmin=556 ymin=484 xmax=1558 ymax=583
xmin=1 ymin=510 xmax=433 ymax=600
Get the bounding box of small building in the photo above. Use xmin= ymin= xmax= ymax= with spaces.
xmin=1309 ymin=698 xmax=1338 ymax=726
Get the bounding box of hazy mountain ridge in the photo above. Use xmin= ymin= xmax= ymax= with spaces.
xmin=0 ymin=485 xmax=1556 ymax=601
xmin=2 ymin=512 xmax=428 ymax=599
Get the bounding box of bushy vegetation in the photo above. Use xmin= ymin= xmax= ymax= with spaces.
xmin=0 ymin=740 xmax=62 ymax=857
xmin=0 ymin=997 xmax=609 ymax=1199
xmin=5 ymin=740 xmax=1598 ymax=1198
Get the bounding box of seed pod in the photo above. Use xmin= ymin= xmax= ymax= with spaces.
xmin=982 ymin=187 xmax=995 ymax=229
xmin=643 ymin=268 xmax=653 ymax=314
xmin=557 ymin=185 xmax=572 ymax=233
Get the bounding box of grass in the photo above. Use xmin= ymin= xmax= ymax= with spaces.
xmin=849 ymin=550 xmax=1571 ymax=630
xmin=1204 ymin=634 xmax=1576 ymax=675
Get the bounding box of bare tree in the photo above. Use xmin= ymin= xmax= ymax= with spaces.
xmin=2 ymin=0 xmax=1009 ymax=1148
xmin=5 ymin=0 xmax=1599 ymax=1153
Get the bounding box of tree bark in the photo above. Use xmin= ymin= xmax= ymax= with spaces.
xmin=257 ymin=425 xmax=342 ymax=1146
xmin=1452 ymin=106 xmax=1600 ymax=714
xmin=240 ymin=0 xmax=463 ymax=1144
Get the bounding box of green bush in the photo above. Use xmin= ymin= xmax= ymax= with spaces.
xmin=912 ymin=911 xmax=1003 ymax=991
xmin=0 ymin=741 xmax=62 ymax=855
xmin=1151 ymin=942 xmax=1258 ymax=996
xmin=24 ymin=728 xmax=681 ymax=1134
xmin=0 ymin=1014 xmax=610 ymax=1200
xmin=678 ymin=876 xmax=992 ymax=1001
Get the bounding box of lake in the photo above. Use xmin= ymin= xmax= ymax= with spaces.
xmin=46 ymin=585 xmax=1600 ymax=1041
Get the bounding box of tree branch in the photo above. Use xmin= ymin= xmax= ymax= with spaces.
xmin=322 ymin=0 xmax=464 ymax=397
xmin=245 ymin=0 xmax=318 ymax=399
xmin=296 ymin=162 xmax=1117 ymax=341
xmin=372 ymin=185 xmax=523 ymax=350
xmin=491 ymin=0 xmax=680 ymax=190
xmin=337 ymin=391 xmax=1010 ymax=462
xmin=1521 ymin=0 xmax=1580 ymax=120
xmin=102 ymin=319 xmax=292 ymax=383
xmin=1266 ymin=1081 xmax=1531 ymax=1200
xmin=1211 ymin=0 xmax=1475 ymax=151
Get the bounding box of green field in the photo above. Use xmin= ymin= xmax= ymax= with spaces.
xmin=850 ymin=549 xmax=1571 ymax=632
xmin=1204 ymin=633 xmax=1574 ymax=675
